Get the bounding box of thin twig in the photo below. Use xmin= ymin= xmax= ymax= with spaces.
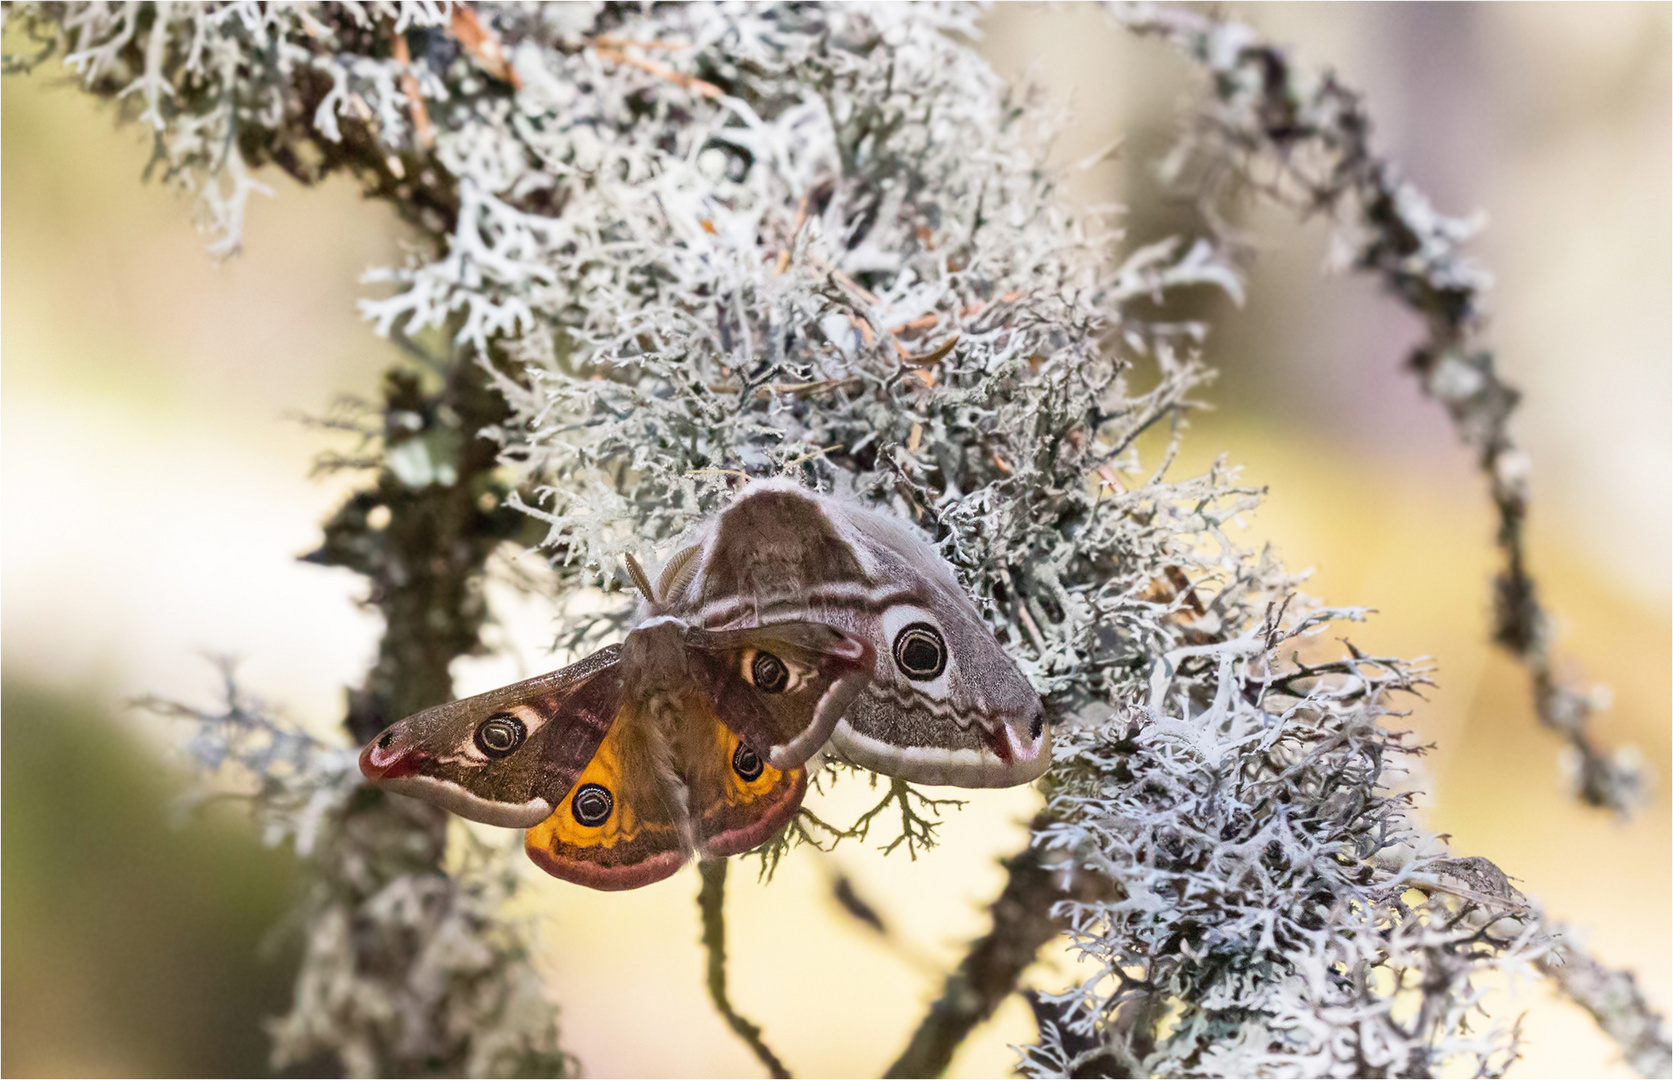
xmin=1538 ymin=925 xmax=1672 ymax=1079
xmin=698 ymin=859 xmax=793 ymax=1079
xmin=594 ymin=42 xmax=722 ymax=99
xmin=782 ymin=443 xmax=843 ymax=469
xmin=1111 ymin=0 xmax=1645 ymax=814
xmin=593 ymin=35 xmax=690 ymax=53
xmin=883 ymin=813 xmax=1071 ymax=1079
xmin=448 ymin=4 xmax=521 ymax=88
xmin=389 ymin=31 xmax=433 ymax=149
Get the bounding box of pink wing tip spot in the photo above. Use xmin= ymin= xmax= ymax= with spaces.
xmin=986 ymin=724 xmax=1015 ymax=763
xmin=359 ymin=737 xmax=429 ymax=781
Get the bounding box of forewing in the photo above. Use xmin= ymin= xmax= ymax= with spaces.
xmin=683 ymin=621 xmax=873 ymax=770
xmin=358 ymin=646 xmax=624 ymax=827
xmin=821 ymin=499 xmax=1052 ymax=787
xmin=831 ymin=599 xmax=1051 ymax=788
xmin=687 ymin=484 xmax=870 ymax=617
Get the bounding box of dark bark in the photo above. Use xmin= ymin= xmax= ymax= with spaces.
xmin=698 ymin=859 xmax=794 ymax=1079
xmin=884 ymin=814 xmax=1074 ymax=1079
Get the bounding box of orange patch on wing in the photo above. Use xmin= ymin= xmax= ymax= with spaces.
xmin=708 ymin=719 xmax=792 ymax=807
xmin=524 ymin=707 xmax=686 ymax=890
xmin=527 ymin=719 xmax=642 ymax=850
xmin=695 ymin=712 xmax=808 ymax=858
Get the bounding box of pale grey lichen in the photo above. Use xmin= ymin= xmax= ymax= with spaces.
xmin=1107 ymin=0 xmax=1647 ymax=815
xmin=140 ymin=658 xmax=361 ymax=858
xmin=140 ymin=661 xmax=573 ymax=1078
xmin=1025 ymin=629 xmax=1545 ymax=1077
xmin=7 ymin=3 xmax=1661 ymax=1077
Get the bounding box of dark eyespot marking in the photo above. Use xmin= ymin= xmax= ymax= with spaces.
xmin=750 ymin=651 xmax=789 ymax=694
xmin=571 ymin=783 xmax=613 ymax=827
xmin=732 ymin=742 xmax=764 ymax=782
xmin=892 ymin=622 xmax=947 ymax=681
xmin=474 ymin=713 xmax=526 ymax=758
xmin=377 ymin=730 xmax=396 ymax=749
xmin=1030 ymin=710 xmax=1045 ymax=742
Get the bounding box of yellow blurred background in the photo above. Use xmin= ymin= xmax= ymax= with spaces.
xmin=3 ymin=5 xmax=1666 ymax=1077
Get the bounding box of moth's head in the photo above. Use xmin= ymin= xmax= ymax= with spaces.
xmin=359 ymin=699 xmax=560 ymax=828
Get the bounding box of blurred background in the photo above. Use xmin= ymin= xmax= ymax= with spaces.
xmin=3 ymin=4 xmax=1667 ymax=1077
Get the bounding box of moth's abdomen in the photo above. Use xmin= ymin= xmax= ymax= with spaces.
xmin=696 ymin=486 xmax=871 ymax=606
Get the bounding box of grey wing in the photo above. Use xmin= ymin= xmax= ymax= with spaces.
xmin=819 ymin=497 xmax=1051 ymax=787
xmin=358 ymin=647 xmax=627 ymax=827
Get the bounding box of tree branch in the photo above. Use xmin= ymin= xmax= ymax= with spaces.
xmin=1109 ymin=0 xmax=1645 ymax=813
xmin=884 ymin=813 xmax=1073 ymax=1079
xmin=698 ymin=859 xmax=793 ymax=1079
xmin=1539 ymin=925 xmax=1672 ymax=1079
xmin=885 ymin=10 xmax=1663 ymax=1074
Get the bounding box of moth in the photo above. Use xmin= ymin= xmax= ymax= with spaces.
xmin=359 ymin=480 xmax=1050 ymax=890
xmin=657 ymin=480 xmax=1050 ymax=787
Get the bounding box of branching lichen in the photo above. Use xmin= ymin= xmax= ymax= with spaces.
xmin=1108 ymin=0 xmax=1647 ymax=815
xmin=8 ymin=3 xmax=1664 ymax=1077
xmin=140 ymin=661 xmax=572 ymax=1078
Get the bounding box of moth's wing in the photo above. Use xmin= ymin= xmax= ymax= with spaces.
xmin=670 ymin=478 xmax=1049 ymax=787
xmin=524 ymin=701 xmax=689 ymax=890
xmin=677 ymin=690 xmax=810 ymax=859
xmin=831 ymin=598 xmax=1052 ymax=787
xmin=820 ymin=501 xmax=1052 ymax=788
xmin=683 ymin=620 xmax=873 ymax=770
xmin=358 ymin=646 xmax=624 ymax=827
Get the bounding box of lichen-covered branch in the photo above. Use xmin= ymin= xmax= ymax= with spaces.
xmin=1108 ymin=0 xmax=1645 ymax=815
xmin=6 ymin=3 xmax=1655 ymax=1077
xmin=5 ymin=4 xmax=568 ymax=1073
xmin=274 ymin=334 xmax=560 ymax=1076
xmin=1539 ymin=925 xmax=1673 ymax=1079
xmin=885 ymin=814 xmax=1077 ymax=1079
xmin=899 ymin=8 xmax=1663 ymax=1074
xmin=308 ymin=350 xmax=530 ymax=742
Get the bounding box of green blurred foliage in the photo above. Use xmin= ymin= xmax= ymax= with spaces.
xmin=2 ymin=682 xmax=300 ymax=1077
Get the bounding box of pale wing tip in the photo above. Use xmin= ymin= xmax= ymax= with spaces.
xmin=828 ymin=721 xmax=1053 ymax=788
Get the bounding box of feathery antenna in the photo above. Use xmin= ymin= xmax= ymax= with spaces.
xmin=623 ymin=553 xmax=657 ymax=603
